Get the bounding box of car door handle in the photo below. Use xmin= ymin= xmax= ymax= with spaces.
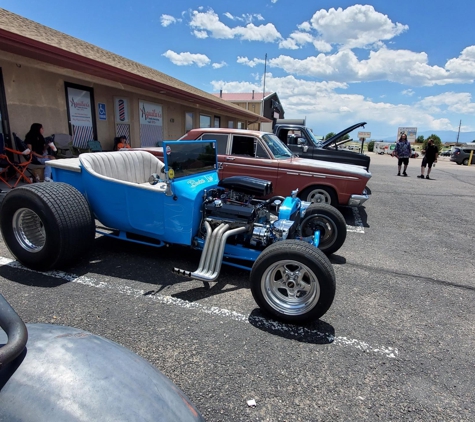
xmin=226 ymin=156 xmax=235 ymax=161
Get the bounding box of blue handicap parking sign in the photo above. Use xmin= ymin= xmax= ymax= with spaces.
xmin=98 ymin=103 xmax=107 ymax=120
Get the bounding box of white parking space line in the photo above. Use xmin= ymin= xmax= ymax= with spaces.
xmin=0 ymin=256 xmax=397 ymax=359
xmin=347 ymin=206 xmax=365 ymax=233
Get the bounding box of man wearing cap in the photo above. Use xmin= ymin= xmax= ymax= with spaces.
xmin=418 ymin=139 xmax=438 ymax=179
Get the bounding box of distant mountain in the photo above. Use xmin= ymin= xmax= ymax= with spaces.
xmin=380 ymin=130 xmax=475 ymax=144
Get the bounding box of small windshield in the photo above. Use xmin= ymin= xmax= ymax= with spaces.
xmin=262 ymin=134 xmax=293 ymax=159
xmin=163 ymin=141 xmax=217 ymax=179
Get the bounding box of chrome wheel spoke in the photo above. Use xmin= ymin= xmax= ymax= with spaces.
xmin=12 ymin=208 xmax=46 ymax=253
xmin=263 ymin=260 xmax=320 ymax=316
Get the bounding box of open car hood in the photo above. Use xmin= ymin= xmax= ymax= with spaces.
xmin=321 ymin=122 xmax=367 ymax=148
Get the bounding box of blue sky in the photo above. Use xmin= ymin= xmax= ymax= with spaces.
xmin=2 ymin=0 xmax=475 ymax=139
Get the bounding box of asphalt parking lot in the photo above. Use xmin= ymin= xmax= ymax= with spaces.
xmin=1 ymin=153 xmax=474 ymax=421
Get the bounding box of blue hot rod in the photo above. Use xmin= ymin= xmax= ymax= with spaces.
xmin=0 ymin=141 xmax=347 ymax=323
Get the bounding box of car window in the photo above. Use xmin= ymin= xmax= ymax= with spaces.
xmin=261 ymin=134 xmax=293 ymax=159
xmin=307 ymin=130 xmax=323 ymax=147
xmin=255 ymin=142 xmax=270 ymax=159
xmin=198 ymin=133 xmax=228 ymax=155
xmin=231 ymin=135 xmax=256 ymax=157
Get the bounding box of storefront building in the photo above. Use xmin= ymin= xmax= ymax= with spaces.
xmin=0 ymin=9 xmax=270 ymax=150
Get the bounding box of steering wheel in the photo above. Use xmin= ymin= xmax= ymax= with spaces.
xmin=148 ymin=173 xmax=162 ymax=185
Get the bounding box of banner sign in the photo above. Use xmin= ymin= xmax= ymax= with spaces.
xmin=139 ymin=101 xmax=162 ymax=126
xmin=68 ymin=87 xmax=93 ymax=127
xmin=66 ymin=84 xmax=96 ymax=148
xmin=139 ymin=100 xmax=163 ymax=147
xmin=397 ymin=127 xmax=417 ymax=143
xmin=358 ymin=132 xmax=371 ymax=138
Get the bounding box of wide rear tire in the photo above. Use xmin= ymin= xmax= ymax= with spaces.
xmin=250 ymin=240 xmax=335 ymax=323
xmin=0 ymin=183 xmax=95 ymax=271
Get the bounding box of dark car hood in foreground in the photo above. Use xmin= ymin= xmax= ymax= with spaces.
xmin=321 ymin=122 xmax=367 ymax=148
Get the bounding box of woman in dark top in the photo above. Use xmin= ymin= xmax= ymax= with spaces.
xmin=25 ymin=123 xmax=55 ymax=181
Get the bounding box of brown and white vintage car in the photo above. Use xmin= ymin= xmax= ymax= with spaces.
xmin=139 ymin=128 xmax=371 ymax=207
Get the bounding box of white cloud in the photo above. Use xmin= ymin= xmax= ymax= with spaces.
xmin=402 ymin=89 xmax=415 ymax=96
xmin=160 ymin=14 xmax=179 ymax=27
xmin=445 ymin=46 xmax=475 ymax=78
xmin=189 ymin=9 xmax=281 ymax=42
xmin=162 ymin=50 xmax=210 ymax=67
xmin=223 ymin=12 xmax=264 ymax=23
xmin=278 ymin=31 xmax=315 ymax=50
xmin=211 ymin=73 xmax=475 ymax=135
xmin=308 ymin=5 xmax=408 ymax=50
xmin=193 ymin=30 xmax=208 ymax=39
xmin=312 ymin=40 xmax=333 ymax=53
xmin=278 ymin=5 xmax=408 ymax=52
xmin=297 ymin=22 xmax=312 ymax=32
xmin=212 ymin=61 xmax=228 ymax=69
xmin=237 ymin=56 xmax=265 ymax=68
xmin=417 ymin=92 xmax=475 ymax=114
xmin=239 ymin=45 xmax=475 ymax=87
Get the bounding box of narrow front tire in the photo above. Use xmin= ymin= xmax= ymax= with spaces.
xmin=250 ymin=240 xmax=336 ymax=323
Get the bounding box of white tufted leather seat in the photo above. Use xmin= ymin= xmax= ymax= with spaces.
xmin=79 ymin=151 xmax=164 ymax=184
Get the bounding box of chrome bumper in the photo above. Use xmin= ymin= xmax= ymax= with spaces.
xmin=348 ymin=190 xmax=370 ymax=206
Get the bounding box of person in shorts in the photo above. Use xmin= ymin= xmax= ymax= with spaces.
xmin=394 ymin=133 xmax=411 ymax=176
xmin=418 ymin=138 xmax=438 ymax=180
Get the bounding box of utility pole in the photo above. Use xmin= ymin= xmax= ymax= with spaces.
xmin=456 ymin=120 xmax=461 ymax=145
xmin=262 ymin=53 xmax=268 ymax=130
xmin=263 ymin=53 xmax=267 ymax=101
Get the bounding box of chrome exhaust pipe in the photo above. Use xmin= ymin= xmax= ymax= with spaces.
xmin=200 ymin=226 xmax=247 ymax=280
xmin=173 ymin=223 xmax=247 ymax=282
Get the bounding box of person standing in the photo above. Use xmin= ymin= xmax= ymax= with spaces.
xmin=394 ymin=133 xmax=412 ymax=176
xmin=25 ymin=123 xmax=55 ymax=182
xmin=417 ymin=138 xmax=438 ymax=179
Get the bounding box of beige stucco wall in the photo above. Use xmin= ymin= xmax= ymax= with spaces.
xmin=0 ymin=50 xmax=245 ymax=150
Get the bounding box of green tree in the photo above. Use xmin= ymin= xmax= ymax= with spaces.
xmin=416 ymin=135 xmax=425 ymax=143
xmin=325 ymin=132 xmax=335 ymax=140
xmin=367 ymin=140 xmax=375 ymax=152
xmin=421 ymin=134 xmax=443 ymax=152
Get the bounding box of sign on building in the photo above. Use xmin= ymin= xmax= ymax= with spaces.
xmin=139 ymin=100 xmax=163 ymax=147
xmin=66 ymin=83 xmax=96 ymax=149
xmin=98 ymin=103 xmax=107 ymax=121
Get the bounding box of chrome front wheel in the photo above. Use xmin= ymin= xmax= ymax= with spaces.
xmin=251 ymin=240 xmax=335 ymax=323
xmin=261 ymin=259 xmax=321 ymax=317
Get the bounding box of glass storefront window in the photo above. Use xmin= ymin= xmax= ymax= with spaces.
xmin=200 ymin=114 xmax=211 ymax=128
